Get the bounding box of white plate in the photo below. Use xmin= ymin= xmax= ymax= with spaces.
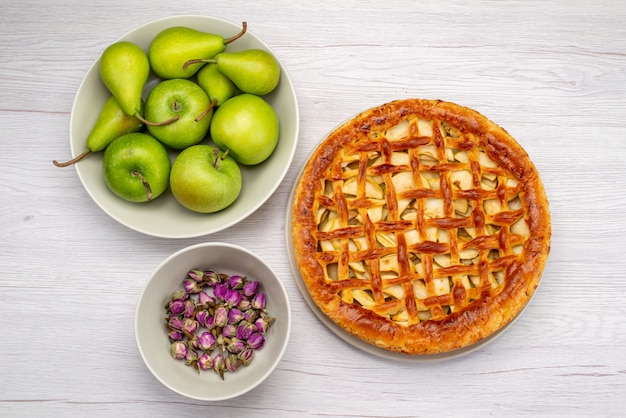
xmin=285 ymin=142 xmax=535 ymax=362
xmin=69 ymin=15 xmax=299 ymax=238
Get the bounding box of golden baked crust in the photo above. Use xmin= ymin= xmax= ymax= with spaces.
xmin=291 ymin=99 xmax=551 ymax=355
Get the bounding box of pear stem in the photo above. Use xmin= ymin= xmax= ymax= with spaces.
xmin=134 ymin=112 xmax=180 ymax=127
xmin=183 ymin=58 xmax=215 ymax=71
xmin=53 ymin=149 xmax=91 ymax=167
xmin=195 ymin=99 xmax=217 ymax=122
xmin=224 ymin=22 xmax=247 ymax=45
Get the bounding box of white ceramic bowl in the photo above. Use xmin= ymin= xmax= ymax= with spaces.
xmin=135 ymin=242 xmax=291 ymax=401
xmin=69 ymin=15 xmax=299 ymax=238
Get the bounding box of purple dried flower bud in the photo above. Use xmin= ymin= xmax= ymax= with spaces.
xmin=197 ymin=331 xmax=216 ymax=351
xmin=195 ymin=309 xmax=209 ymax=327
xmin=251 ymin=291 xmax=266 ymax=310
xmin=198 ymin=291 xmax=215 ymax=306
xmin=182 ymin=318 xmax=199 ymax=336
xmin=238 ymin=297 xmax=252 ymax=311
xmin=170 ymin=290 xmax=188 ymax=302
xmin=183 ymin=278 xmax=203 ymax=294
xmin=185 ymin=347 xmax=199 ymax=366
xmin=228 ymin=275 xmax=245 ymax=290
xmin=228 ymin=308 xmax=244 ymax=324
xmin=168 ymin=329 xmax=184 ymax=341
xmin=169 ymin=299 xmax=185 ymax=315
xmin=225 ymin=353 xmax=243 ymax=372
xmin=184 ymin=299 xmax=195 ymax=318
xmin=203 ymin=269 xmax=220 ymax=286
xmin=198 ymin=353 xmax=213 ymax=370
xmin=242 ymin=280 xmax=259 ymax=297
xmin=254 ymin=316 xmax=273 ymax=334
xmin=187 ymin=269 xmax=204 ymax=282
xmin=236 ymin=322 xmax=257 ymax=340
xmin=224 ymin=289 xmax=242 ymax=308
xmin=243 ymin=308 xmax=259 ymax=323
xmin=170 ymin=341 xmax=188 ymax=360
xmin=213 ymin=353 xmax=225 ymax=380
xmin=247 ymin=332 xmax=265 ymax=350
xmin=218 ymin=273 xmax=230 ymax=283
xmin=222 ymin=323 xmax=237 ymax=338
xmin=226 ymin=337 xmax=246 ymax=354
xmin=205 ymin=315 xmax=215 ymax=330
xmin=238 ymin=346 xmax=254 ymax=366
xmin=214 ymin=305 xmax=228 ymax=328
xmin=167 ymin=315 xmax=184 ymax=331
xmin=213 ymin=283 xmax=229 ymax=300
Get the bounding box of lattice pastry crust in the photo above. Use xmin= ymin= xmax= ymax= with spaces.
xmin=291 ymin=99 xmax=551 ymax=355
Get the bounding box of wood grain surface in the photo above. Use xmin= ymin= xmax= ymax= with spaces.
xmin=1 ymin=0 xmax=625 ymax=416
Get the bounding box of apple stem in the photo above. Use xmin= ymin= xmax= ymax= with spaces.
xmin=212 ymin=147 xmax=220 ymax=169
xmin=195 ymin=99 xmax=217 ymax=122
xmin=135 ymin=112 xmax=180 ymax=127
xmin=132 ymin=169 xmax=153 ymax=201
xmin=224 ymin=22 xmax=247 ymax=45
xmin=52 ymin=149 xmax=91 ymax=167
xmin=221 ymin=148 xmax=230 ymax=160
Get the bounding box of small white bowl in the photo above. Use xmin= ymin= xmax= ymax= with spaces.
xmin=135 ymin=242 xmax=291 ymax=401
xmin=69 ymin=15 xmax=299 ymax=238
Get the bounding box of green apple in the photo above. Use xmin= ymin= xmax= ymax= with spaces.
xmin=103 ymin=132 xmax=171 ymax=202
xmin=209 ymin=93 xmax=279 ymax=165
xmin=144 ymin=78 xmax=213 ymax=149
xmin=170 ymin=145 xmax=242 ymax=213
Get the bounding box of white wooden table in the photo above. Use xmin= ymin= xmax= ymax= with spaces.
xmin=2 ymin=1 xmax=625 ymax=416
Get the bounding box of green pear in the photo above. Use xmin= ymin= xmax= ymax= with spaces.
xmin=196 ymin=62 xmax=239 ymax=107
xmin=53 ymin=96 xmax=143 ymax=167
xmin=148 ymin=23 xmax=247 ymax=80
xmin=212 ymin=49 xmax=281 ymax=96
xmin=99 ymin=41 xmax=150 ymax=118
xmin=210 ymin=93 xmax=279 ymax=165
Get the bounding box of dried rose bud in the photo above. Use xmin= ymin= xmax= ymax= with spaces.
xmin=184 ymin=299 xmax=195 ymax=318
xmin=247 ymin=333 xmax=265 ymax=350
xmin=168 ymin=329 xmax=183 ymax=341
xmin=238 ymin=346 xmax=254 ymax=366
xmin=251 ymin=291 xmax=266 ymax=310
xmin=228 ymin=308 xmax=244 ymax=324
xmin=182 ymin=318 xmax=199 ymax=336
xmin=213 ymin=305 xmax=228 ymax=328
xmin=228 ymin=275 xmax=245 ymax=290
xmin=224 ymin=289 xmax=242 ymax=308
xmin=183 ymin=278 xmax=203 ymax=294
xmin=254 ymin=316 xmax=273 ymax=334
xmin=197 ymin=331 xmax=216 ymax=351
xmin=170 ymin=290 xmax=188 ymax=302
xmin=236 ymin=322 xmax=257 ymax=340
xmin=167 ymin=315 xmax=184 ymax=331
xmin=170 ymin=341 xmax=188 ymax=360
xmin=187 ymin=269 xmax=204 ymax=282
xmin=213 ymin=283 xmax=229 ymax=300
xmin=198 ymin=291 xmax=215 ymax=306
xmin=243 ymin=308 xmax=259 ymax=323
xmin=226 ymin=337 xmax=246 ymax=354
xmin=222 ymin=323 xmax=237 ymax=338
xmin=203 ymin=269 xmax=220 ymax=286
xmin=205 ymin=315 xmax=215 ymax=330
xmin=225 ymin=353 xmax=243 ymax=372
xmin=185 ymin=347 xmax=199 ymax=366
xmin=238 ymin=298 xmax=252 ymax=311
xmin=195 ymin=309 xmax=209 ymax=327
xmin=198 ymin=353 xmax=213 ymax=370
xmin=169 ymin=299 xmax=185 ymax=315
xmin=213 ymin=353 xmax=225 ymax=380
xmin=242 ymin=280 xmax=259 ymax=297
